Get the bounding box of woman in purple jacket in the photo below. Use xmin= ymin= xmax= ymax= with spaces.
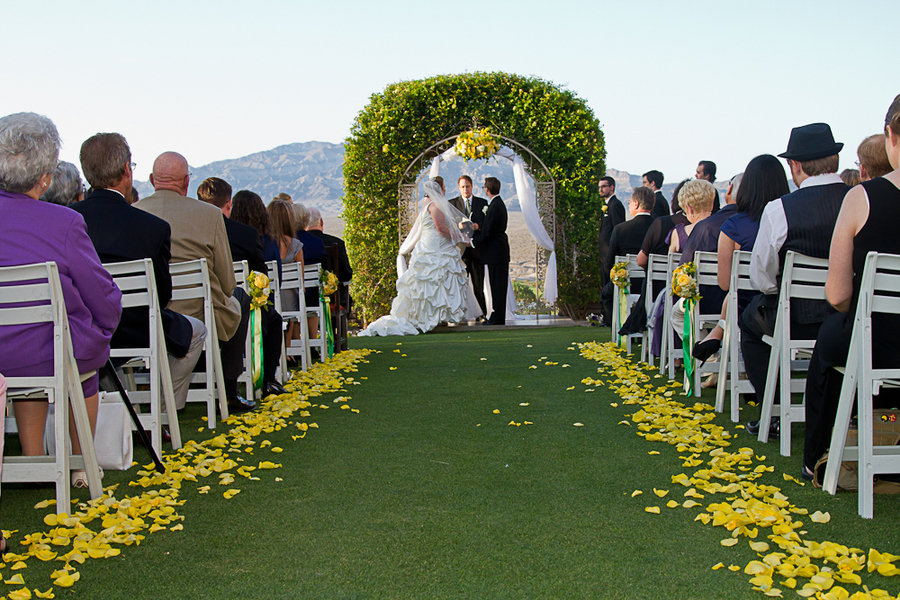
xmin=0 ymin=112 xmax=121 ymax=487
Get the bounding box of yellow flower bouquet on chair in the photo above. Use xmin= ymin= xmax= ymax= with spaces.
xmin=610 ymin=261 xmax=631 ymax=347
xmin=247 ymin=271 xmax=271 ymax=390
xmin=672 ymin=262 xmax=700 ymax=394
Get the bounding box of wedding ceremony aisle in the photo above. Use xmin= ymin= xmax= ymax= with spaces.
xmin=1 ymin=327 xmax=897 ymax=599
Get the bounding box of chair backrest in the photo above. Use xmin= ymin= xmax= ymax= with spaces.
xmin=781 ymin=251 xmax=829 ymax=301
xmin=103 ymin=259 xmax=157 ymax=313
xmin=665 ymin=252 xmax=682 ymax=296
xmin=0 ymin=262 xmax=66 ymax=390
xmin=266 ymin=260 xmax=282 ymax=314
xmin=233 ymin=260 xmax=250 ymax=291
xmin=732 ymin=250 xmax=754 ymax=292
xmin=280 ymin=261 xmax=303 ymax=294
xmin=858 ymin=251 xmax=900 ymax=379
xmin=169 ymin=259 xmax=217 ymax=333
xmin=648 ymin=253 xmax=669 ymax=283
xmin=303 ymin=264 xmax=322 ymax=291
xmin=694 ymin=251 xmax=719 ymax=288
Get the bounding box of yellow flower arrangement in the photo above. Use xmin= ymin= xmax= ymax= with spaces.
xmin=672 ymin=262 xmax=699 ymax=300
xmin=247 ymin=270 xmax=272 ymax=310
xmin=320 ymin=270 xmax=339 ymax=296
xmin=454 ymin=128 xmax=500 ymax=162
xmin=610 ymin=261 xmax=630 ymax=290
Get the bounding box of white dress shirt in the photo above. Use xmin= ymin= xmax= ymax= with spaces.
xmin=749 ymin=173 xmax=845 ymax=293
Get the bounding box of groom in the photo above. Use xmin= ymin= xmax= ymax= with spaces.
xmin=472 ymin=177 xmax=510 ymax=326
xmin=449 ymin=175 xmax=488 ymax=316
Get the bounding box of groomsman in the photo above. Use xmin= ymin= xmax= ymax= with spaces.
xmin=449 ymin=175 xmax=487 ymax=315
xmin=642 ymin=170 xmax=670 ymax=219
xmin=597 ymin=176 xmax=624 ymax=323
xmin=695 ymin=160 xmax=721 ymax=212
xmin=472 ymin=177 xmax=510 ymax=325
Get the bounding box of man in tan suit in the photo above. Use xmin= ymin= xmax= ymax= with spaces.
xmin=136 ymin=152 xmax=255 ymax=411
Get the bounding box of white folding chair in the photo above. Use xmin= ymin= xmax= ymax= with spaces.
xmin=0 ymin=262 xmax=103 ymax=509
xmin=232 ymin=261 xmax=255 ymax=398
xmin=304 ymin=264 xmax=327 ymax=362
xmin=169 ymin=259 xmax=229 ymax=428
xmin=265 ymin=260 xmax=289 ymax=381
xmin=823 ymin=251 xmax=900 ymax=518
xmin=279 ymin=262 xmax=312 ymax=370
xmin=661 ymin=252 xmax=682 ymax=379
xmin=103 ymin=259 xmax=182 ymax=454
xmin=642 ymin=253 xmax=669 ymax=367
xmin=685 ymin=251 xmax=727 ymax=397
xmin=610 ymin=254 xmax=644 ymax=353
xmin=757 ymin=251 xmax=829 ymax=456
xmin=715 ymin=250 xmax=755 ymax=422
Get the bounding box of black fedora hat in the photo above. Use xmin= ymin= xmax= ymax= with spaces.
xmin=778 ymin=123 xmax=843 ymax=161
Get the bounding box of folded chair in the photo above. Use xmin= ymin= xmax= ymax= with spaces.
xmin=823 ymin=251 xmax=900 ymax=518
xmin=757 ymin=251 xmax=829 ymax=456
xmin=304 ymin=264 xmax=327 ymax=362
xmin=169 ymin=259 xmax=229 ymax=428
xmin=642 ymin=253 xmax=670 ymax=367
xmin=232 ymin=260 xmax=255 ymax=398
xmin=265 ymin=260 xmax=289 ymax=381
xmin=714 ymin=250 xmax=755 ymax=422
xmin=279 ymin=262 xmax=312 ymax=370
xmin=103 ymin=259 xmax=182 ymax=454
xmin=661 ymin=252 xmax=682 ymax=379
xmin=610 ymin=254 xmax=644 ymax=354
xmin=685 ymin=251 xmax=727 ymax=397
xmin=0 ymin=261 xmax=103 ymax=510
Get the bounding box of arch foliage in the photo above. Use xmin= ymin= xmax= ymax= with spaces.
xmin=343 ymin=72 xmax=606 ymax=321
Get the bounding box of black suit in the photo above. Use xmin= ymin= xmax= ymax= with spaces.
xmin=222 ymin=216 xmax=283 ymax=385
xmin=450 ymin=194 xmax=487 ymax=314
xmin=473 ymin=195 xmax=510 ymax=324
xmin=597 ymin=194 xmax=626 ymax=320
xmin=602 ymin=213 xmax=653 ymax=320
xmin=651 ymin=190 xmax=670 ymax=219
xmin=71 ymin=189 xmax=192 ymax=357
xmin=308 ymin=229 xmax=353 ymax=282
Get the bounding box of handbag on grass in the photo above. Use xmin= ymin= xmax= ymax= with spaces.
xmin=44 ymin=391 xmax=133 ymax=471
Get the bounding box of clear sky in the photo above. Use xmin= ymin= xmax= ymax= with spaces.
xmin=2 ymin=0 xmax=896 ymax=184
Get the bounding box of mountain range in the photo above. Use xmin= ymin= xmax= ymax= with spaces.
xmin=134 ymin=141 xmax=729 ymax=214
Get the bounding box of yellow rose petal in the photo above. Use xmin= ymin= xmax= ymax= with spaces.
xmin=644 ymin=506 xmax=660 ymax=514
xmin=631 ymin=490 xmax=643 ymax=497
xmin=492 ymin=409 xmax=500 ymax=414
xmin=35 ymin=589 xmax=55 ymax=599
xmin=648 ymin=451 xmax=660 ymax=455
xmin=666 ymin=500 xmax=679 ymax=508
xmin=519 ymin=402 xmax=529 ymax=406
xmin=11 ymin=560 xmax=28 ymax=570
xmin=810 ymin=511 xmax=831 ymax=523
xmin=573 ymin=422 xmax=584 ymax=427
xmin=711 ymin=562 xmax=725 ymax=570
xmin=4 ymin=573 xmax=25 ymax=585
xmin=749 ymin=541 xmax=770 ymax=552
xmin=8 ymin=588 xmax=32 ymax=600
xmin=53 ymin=572 xmax=80 ymax=587
xmin=682 ymin=500 xmax=701 ymax=508
xmin=653 ymin=488 xmax=669 ymax=498
xmin=720 ymin=538 xmax=739 ymax=547
xmin=728 ymin=565 xmax=741 ymax=572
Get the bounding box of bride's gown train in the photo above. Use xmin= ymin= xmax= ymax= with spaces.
xmin=358 ymin=201 xmax=469 ymax=336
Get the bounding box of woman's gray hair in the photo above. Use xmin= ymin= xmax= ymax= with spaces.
xmin=292 ymin=203 xmax=309 ymax=230
xmin=0 ymin=112 xmax=61 ymax=194
xmin=40 ymin=161 xmax=83 ymax=206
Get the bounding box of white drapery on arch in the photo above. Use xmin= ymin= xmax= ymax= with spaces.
xmin=427 ymin=145 xmax=559 ymax=305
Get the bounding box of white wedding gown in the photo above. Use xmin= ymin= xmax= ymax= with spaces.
xmin=358 ymin=202 xmax=469 ymax=336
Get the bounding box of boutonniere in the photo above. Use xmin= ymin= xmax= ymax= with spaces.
xmin=477 ymin=205 xmax=486 ymax=215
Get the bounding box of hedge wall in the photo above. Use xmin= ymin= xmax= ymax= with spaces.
xmin=343 ymin=72 xmax=606 ymax=322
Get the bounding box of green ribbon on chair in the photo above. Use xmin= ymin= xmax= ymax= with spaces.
xmin=320 ymin=290 xmax=335 ymax=359
xmin=682 ymin=297 xmax=696 ymax=395
xmin=616 ymin=284 xmax=630 ymax=348
xmin=250 ymin=307 xmax=264 ymax=390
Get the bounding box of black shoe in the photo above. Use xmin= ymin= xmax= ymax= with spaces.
xmin=263 ymin=381 xmax=287 ymax=396
xmin=800 ymin=465 xmax=815 ymax=482
xmin=228 ymin=395 xmax=256 ymax=412
xmin=746 ymin=417 xmax=780 ymax=438
xmin=692 ymin=338 xmax=722 ymax=363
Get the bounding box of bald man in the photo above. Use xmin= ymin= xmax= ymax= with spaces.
xmin=136 ymin=152 xmax=255 ymax=411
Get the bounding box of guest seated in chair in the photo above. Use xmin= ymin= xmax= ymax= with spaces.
xmin=0 ymin=112 xmax=122 ymax=486
xmin=71 ymin=133 xmax=207 ymax=410
xmin=800 ymin=94 xmax=900 ymax=480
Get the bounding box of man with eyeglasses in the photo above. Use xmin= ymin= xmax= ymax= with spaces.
xmin=597 ymin=176 xmax=624 ymax=324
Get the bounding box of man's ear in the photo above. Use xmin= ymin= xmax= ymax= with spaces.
xmin=149 ymin=173 xmax=155 ymax=187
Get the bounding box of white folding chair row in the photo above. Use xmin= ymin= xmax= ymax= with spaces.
xmin=661 ymin=252 xmax=681 ymax=379
xmin=686 ymin=251 xmax=725 ymax=397
xmin=0 ymin=262 xmax=103 ymax=510
xmin=232 ymin=260 xmax=255 ymax=398
xmin=714 ymin=251 xmax=755 ymax=422
xmin=169 ymin=259 xmax=229 ymax=428
xmin=757 ymin=251 xmax=829 ymax=456
xmin=265 ymin=260 xmax=289 ymax=382
xmin=823 ymin=251 xmax=900 ymax=518
xmin=610 ymin=254 xmax=643 ymax=353
xmin=103 ymin=259 xmax=182 ymax=454
xmin=642 ymin=253 xmax=670 ymax=367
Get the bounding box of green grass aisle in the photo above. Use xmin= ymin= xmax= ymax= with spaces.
xmin=0 ymin=327 xmax=896 ymax=599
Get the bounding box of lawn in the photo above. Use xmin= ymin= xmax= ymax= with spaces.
xmin=0 ymin=326 xmax=897 ymax=599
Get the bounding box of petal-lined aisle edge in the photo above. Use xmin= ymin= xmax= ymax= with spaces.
xmin=579 ymin=341 xmax=898 ymax=600
xmin=0 ymin=349 xmax=374 ymax=599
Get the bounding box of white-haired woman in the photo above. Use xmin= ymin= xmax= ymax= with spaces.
xmin=0 ymin=112 xmax=121 ymax=487
xmin=40 ymin=160 xmax=83 ymax=206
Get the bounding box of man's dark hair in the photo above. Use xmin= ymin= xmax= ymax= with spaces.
xmin=599 ymin=176 xmax=616 ymax=189
xmin=197 ymin=177 xmax=232 ymax=208
xmin=631 ymin=186 xmax=656 ymax=212
xmin=80 ymin=132 xmax=130 ymax=189
xmin=458 ymin=174 xmax=473 ymax=185
xmin=698 ymin=160 xmax=717 ymax=182
xmin=484 ymin=177 xmax=501 ymax=196
xmin=642 ymin=170 xmax=663 ymax=189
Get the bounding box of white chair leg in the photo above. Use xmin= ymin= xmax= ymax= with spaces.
xmin=757 ymin=330 xmax=781 ymax=442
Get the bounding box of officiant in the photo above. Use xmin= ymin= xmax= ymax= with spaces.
xmin=448 ymin=175 xmax=488 ymax=316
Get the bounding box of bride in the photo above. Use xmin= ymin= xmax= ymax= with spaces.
xmin=359 ymin=180 xmax=474 ymax=336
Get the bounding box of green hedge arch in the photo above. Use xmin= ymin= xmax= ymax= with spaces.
xmin=343 ymin=72 xmax=606 ymax=322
